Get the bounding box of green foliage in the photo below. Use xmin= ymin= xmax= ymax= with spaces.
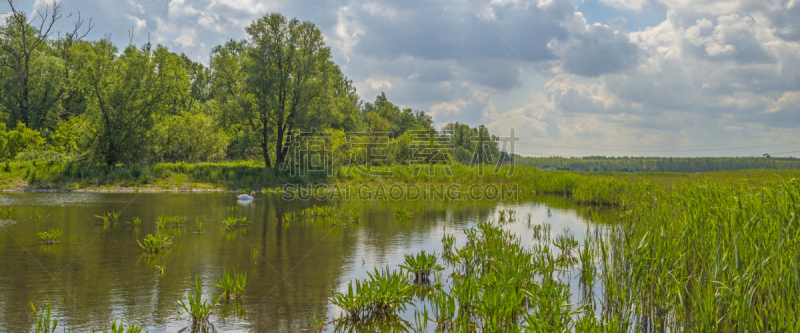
xmin=95 ymin=211 xmax=119 ymax=225
xmin=0 ymin=122 xmax=45 ymax=161
xmin=127 ymin=216 xmax=141 ymax=227
xmin=242 ymin=12 xmax=340 ymax=167
xmin=212 ymin=268 xmax=246 ymax=301
xmin=103 ymin=320 xmax=144 ymax=333
xmin=156 ymin=215 xmax=186 ymax=229
xmin=394 ymin=207 xmax=413 ymax=221
xmin=175 ymin=275 xmax=219 ymax=327
xmin=74 ymin=40 xmax=189 ymax=165
xmin=37 ymin=229 xmax=62 ymax=244
xmin=30 ymin=299 xmax=62 ymax=333
xmin=282 ymin=205 xmax=359 ymax=228
xmin=399 ymin=251 xmax=443 ymax=283
xmin=151 ymin=110 xmax=229 ymax=162
xmin=137 ymin=231 xmax=173 ymax=253
xmin=330 ymin=267 xmax=413 ymax=321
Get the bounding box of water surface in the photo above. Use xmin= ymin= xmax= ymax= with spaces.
xmin=0 ymin=192 xmax=602 ymax=332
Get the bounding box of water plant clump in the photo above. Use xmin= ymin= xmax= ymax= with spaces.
xmin=213 ymin=268 xmax=246 ymax=301
xmin=95 ymin=211 xmax=119 ymax=225
xmin=2 ymin=207 xmax=11 ymax=218
xmin=330 ymin=267 xmax=413 ymax=322
xmin=127 ymin=216 xmax=141 ymax=227
xmin=175 ymin=275 xmax=219 ymax=327
xmin=156 ymin=215 xmax=186 ymax=229
xmin=31 ymin=299 xmax=62 ymax=333
xmin=394 ymin=207 xmax=413 ymax=221
xmin=221 ymin=215 xmax=247 ymax=231
xmin=399 ymin=250 xmax=443 ymax=283
xmin=137 ymin=231 xmax=173 ymax=253
xmin=38 ymin=229 xmax=62 ymax=244
xmin=283 ymin=205 xmax=359 ymax=228
xmin=105 ymin=320 xmax=144 ymax=333
xmin=222 ymin=206 xmax=248 ymax=231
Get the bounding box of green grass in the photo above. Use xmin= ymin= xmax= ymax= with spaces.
xmin=398 ymin=251 xmax=443 ymax=283
xmin=156 ymin=215 xmax=186 ymax=229
xmin=330 ymin=267 xmax=413 ymax=321
xmin=213 ymin=268 xmax=246 ymax=301
xmin=283 ymin=205 xmax=359 ymax=228
xmin=95 ymin=211 xmax=119 ymax=225
xmin=37 ymin=229 xmax=62 ymax=244
xmin=175 ymin=275 xmax=219 ymax=327
xmin=137 ymin=231 xmax=173 ymax=253
xmin=31 ymin=299 xmax=62 ymax=333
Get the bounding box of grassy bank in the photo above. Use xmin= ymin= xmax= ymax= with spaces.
xmin=320 ymin=168 xmax=800 ymax=331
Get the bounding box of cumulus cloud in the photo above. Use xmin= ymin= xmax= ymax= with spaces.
xmin=549 ymin=17 xmax=639 ymax=77
xmin=8 ymin=0 xmax=800 ymax=156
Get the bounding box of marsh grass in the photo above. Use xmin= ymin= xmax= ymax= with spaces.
xmin=394 ymin=207 xmax=413 ymax=221
xmin=2 ymin=207 xmax=11 ymax=218
xmin=138 ymin=231 xmax=173 ymax=253
xmin=104 ymin=320 xmax=144 ymax=333
xmin=156 ymin=215 xmax=186 ymax=229
xmin=37 ymin=229 xmax=61 ymax=244
xmin=399 ymin=251 xmax=443 ymax=283
xmin=127 ymin=216 xmax=141 ymax=227
xmin=330 ymin=267 xmax=413 ymax=322
xmin=31 ymin=299 xmax=62 ymax=333
xmin=221 ymin=216 xmax=247 ymax=231
xmin=213 ymin=268 xmax=246 ymax=301
xmin=95 ymin=211 xmax=118 ymax=225
xmin=283 ymin=205 xmax=359 ymax=228
xmin=175 ymin=275 xmax=219 ymax=327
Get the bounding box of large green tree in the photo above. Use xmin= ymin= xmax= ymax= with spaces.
xmin=74 ymin=40 xmax=189 ymax=165
xmin=243 ymin=13 xmax=334 ymax=168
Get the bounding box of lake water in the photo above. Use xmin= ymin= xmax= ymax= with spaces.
xmin=0 ymin=192 xmax=604 ymax=332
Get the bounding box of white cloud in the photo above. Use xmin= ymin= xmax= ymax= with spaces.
xmin=600 ymin=0 xmax=649 ymax=11
xmin=124 ymin=14 xmax=147 ymax=30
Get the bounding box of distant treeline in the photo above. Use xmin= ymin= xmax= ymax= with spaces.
xmin=514 ymin=156 xmax=800 ymax=172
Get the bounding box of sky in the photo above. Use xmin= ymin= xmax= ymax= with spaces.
xmin=4 ymin=0 xmax=800 ymax=158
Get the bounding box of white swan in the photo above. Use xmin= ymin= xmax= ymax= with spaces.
xmin=237 ymin=191 xmax=256 ymax=200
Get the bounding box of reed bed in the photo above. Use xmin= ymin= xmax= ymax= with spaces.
xmin=328 ymin=170 xmax=800 ymax=332
xmin=283 ymin=205 xmax=359 ymax=228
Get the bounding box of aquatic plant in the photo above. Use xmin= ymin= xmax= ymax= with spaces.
xmin=283 ymin=205 xmax=359 ymax=228
xmin=95 ymin=211 xmax=119 ymax=225
xmin=1 ymin=207 xmax=11 ymax=218
xmin=37 ymin=229 xmax=62 ymax=244
xmin=175 ymin=275 xmax=219 ymax=327
xmin=306 ymin=308 xmax=328 ymax=333
xmin=330 ymin=267 xmax=413 ymax=321
xmin=221 ymin=215 xmax=247 ymax=231
xmin=156 ymin=215 xmax=186 ymax=229
xmin=127 ymin=216 xmax=141 ymax=227
xmin=104 ymin=320 xmax=144 ymax=333
xmin=399 ymin=251 xmax=443 ymax=283
xmin=498 ymin=209 xmax=517 ymax=223
xmin=251 ymin=249 xmax=259 ymax=264
xmin=213 ymin=268 xmax=246 ymax=301
xmin=34 ymin=211 xmax=51 ymax=220
xmin=194 ymin=219 xmax=203 ymax=233
xmin=155 ymin=265 xmax=165 ymax=276
xmin=394 ymin=207 xmax=413 ymax=220
xmin=137 ymin=231 xmax=173 ymax=253
xmin=31 ymin=299 xmax=62 ymax=333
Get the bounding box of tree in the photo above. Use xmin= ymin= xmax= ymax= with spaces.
xmin=0 ymin=0 xmax=90 ymax=130
xmin=243 ymin=13 xmax=333 ymax=168
xmin=74 ymin=40 xmax=189 ymax=165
